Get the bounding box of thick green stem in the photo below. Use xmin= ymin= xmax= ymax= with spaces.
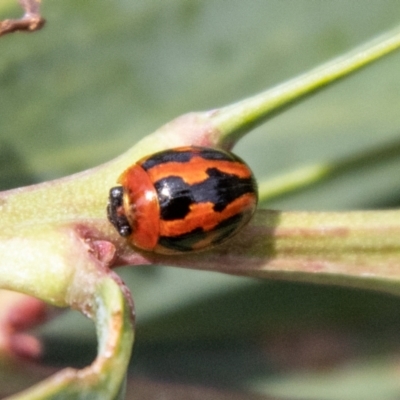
xmin=147 ymin=209 xmax=400 ymax=296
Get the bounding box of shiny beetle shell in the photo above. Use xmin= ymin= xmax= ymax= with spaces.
xmin=107 ymin=146 xmax=258 ymax=254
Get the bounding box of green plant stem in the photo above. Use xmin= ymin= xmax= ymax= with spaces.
xmin=209 ymin=25 xmax=400 ymax=145
xmin=7 ymin=275 xmax=134 ymax=400
xmin=161 ymin=209 xmax=400 ymax=296
xmin=258 ymin=136 xmax=400 ymax=203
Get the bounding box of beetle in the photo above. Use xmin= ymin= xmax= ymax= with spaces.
xmin=107 ymin=146 xmax=258 ymax=254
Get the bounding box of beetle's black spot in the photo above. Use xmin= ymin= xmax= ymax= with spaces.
xmin=210 ymin=213 xmax=245 ymax=244
xmin=107 ymin=186 xmax=132 ymax=237
xmin=141 ymin=147 xmax=240 ymax=170
xmin=193 ymin=168 xmax=256 ymax=212
xmin=158 ymin=213 xmax=245 ymax=252
xmin=141 ymin=149 xmax=195 ymax=170
xmin=154 ymin=168 xmax=256 ymax=221
xmin=198 ymin=147 xmax=234 ymax=161
xmin=158 ymin=227 xmax=207 ymax=252
xmin=154 ymin=176 xmax=193 ymax=220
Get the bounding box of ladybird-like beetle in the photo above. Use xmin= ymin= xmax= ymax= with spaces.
xmin=107 ymin=146 xmax=258 ymax=254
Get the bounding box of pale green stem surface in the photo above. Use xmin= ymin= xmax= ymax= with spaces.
xmin=164 ymin=209 xmax=400 ymax=296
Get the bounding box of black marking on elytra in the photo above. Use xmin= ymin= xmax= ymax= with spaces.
xmin=158 ymin=213 xmax=246 ymax=252
xmin=154 ymin=168 xmax=255 ymax=221
xmin=210 ymin=213 xmax=245 ymax=244
xmin=141 ymin=147 xmax=237 ymax=171
xmin=197 ymin=148 xmax=234 ymax=161
xmin=155 ymin=176 xmax=193 ymax=220
xmin=158 ymin=227 xmax=208 ymax=252
xmin=141 ymin=149 xmax=195 ymax=170
xmin=107 ymin=186 xmax=132 ymax=237
xmin=201 ymin=168 xmax=255 ymax=212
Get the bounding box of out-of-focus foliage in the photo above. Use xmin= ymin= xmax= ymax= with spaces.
xmin=2 ymin=1 xmax=400 ymax=399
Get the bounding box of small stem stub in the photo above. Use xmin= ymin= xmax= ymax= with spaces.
xmin=0 ymin=0 xmax=45 ymax=37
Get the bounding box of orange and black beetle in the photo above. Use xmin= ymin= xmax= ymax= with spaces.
xmin=107 ymin=146 xmax=258 ymax=254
